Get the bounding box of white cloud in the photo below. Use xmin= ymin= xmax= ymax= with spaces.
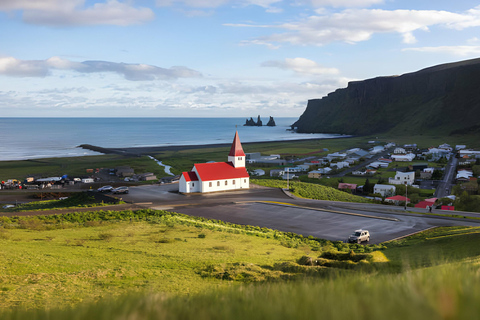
xmin=0 ymin=56 xmax=202 ymax=80
xmin=402 ymin=46 xmax=480 ymax=57
xmin=304 ymin=0 xmax=384 ymax=8
xmin=0 ymin=0 xmax=154 ymax=26
xmin=262 ymin=57 xmax=340 ymax=75
xmin=231 ymin=8 xmax=480 ymax=47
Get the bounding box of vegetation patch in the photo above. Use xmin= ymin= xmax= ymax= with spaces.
xmin=252 ymin=179 xmax=371 ymax=203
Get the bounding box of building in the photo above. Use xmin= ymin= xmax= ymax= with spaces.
xmin=385 ymin=195 xmax=410 ymax=205
xmin=179 ymin=132 xmax=250 ymax=193
xmin=308 ymin=170 xmax=322 ymax=179
xmin=373 ymin=184 xmax=396 ymax=197
xmin=388 ymin=171 xmax=415 ymax=185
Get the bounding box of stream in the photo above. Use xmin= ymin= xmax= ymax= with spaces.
xmin=148 ymin=156 xmax=174 ymax=176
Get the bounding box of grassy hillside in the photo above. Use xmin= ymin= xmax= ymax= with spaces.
xmin=251 ymin=179 xmax=371 ymax=203
xmin=1 ymin=216 xmax=480 ymax=319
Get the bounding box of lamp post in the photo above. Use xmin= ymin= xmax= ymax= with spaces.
xmin=286 ymin=167 xmax=289 ymax=191
xmin=404 ymin=181 xmax=407 ymax=210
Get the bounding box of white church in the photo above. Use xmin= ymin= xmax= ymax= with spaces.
xmin=179 ymin=131 xmax=250 ymax=193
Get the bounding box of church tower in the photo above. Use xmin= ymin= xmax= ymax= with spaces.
xmin=228 ymin=131 xmax=246 ymax=168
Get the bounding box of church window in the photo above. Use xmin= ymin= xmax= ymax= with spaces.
xmin=209 ymin=182 xmax=212 ymax=187
xmin=232 ymin=180 xmax=235 ymax=185
xmin=217 ymin=181 xmax=220 ymax=187
xmin=225 ymin=181 xmax=228 ymax=186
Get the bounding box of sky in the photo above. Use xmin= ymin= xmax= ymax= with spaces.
xmin=1 ymin=0 xmax=480 ymax=118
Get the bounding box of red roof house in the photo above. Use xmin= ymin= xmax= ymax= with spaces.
xmin=385 ymin=195 xmax=410 ymax=204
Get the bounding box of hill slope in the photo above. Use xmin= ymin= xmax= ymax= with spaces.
xmin=292 ymin=58 xmax=480 ymax=136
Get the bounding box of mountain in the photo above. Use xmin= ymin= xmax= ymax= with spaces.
xmin=292 ymin=58 xmax=480 ymax=136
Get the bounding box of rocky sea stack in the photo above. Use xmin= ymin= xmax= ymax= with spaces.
xmin=244 ymin=115 xmax=276 ymax=127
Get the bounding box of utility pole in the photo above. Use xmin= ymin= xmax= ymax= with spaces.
xmin=404 ymin=181 xmax=408 ymax=210
xmin=286 ymin=167 xmax=289 ymax=191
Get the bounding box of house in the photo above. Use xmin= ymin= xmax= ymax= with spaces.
xmin=370 ymin=146 xmax=384 ymax=154
xmin=116 ymin=166 xmax=134 ymax=177
xmin=385 ymin=195 xmax=410 ymax=205
xmin=388 ymin=171 xmax=415 ymax=185
xmin=374 ymin=184 xmax=396 ymax=197
xmin=394 ymin=147 xmax=406 ymax=154
xmin=270 ymin=169 xmax=284 ymax=177
xmin=338 ymin=183 xmax=357 ymax=192
xmin=330 ymin=161 xmax=349 ymax=169
xmin=316 ymin=167 xmax=333 ymax=174
xmin=308 ymin=170 xmax=322 ymax=179
xmin=139 ymin=173 xmax=157 ymax=181
xmin=179 ymin=131 xmax=250 ymax=193
xmin=391 ymin=154 xmax=415 ymax=161
xmin=414 ymin=198 xmax=437 ymax=209
xmin=368 ymin=161 xmax=389 ymax=169
xmin=252 ymin=169 xmax=265 ymax=176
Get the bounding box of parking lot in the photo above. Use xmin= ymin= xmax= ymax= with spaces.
xmin=120 ymin=184 xmax=480 ymax=244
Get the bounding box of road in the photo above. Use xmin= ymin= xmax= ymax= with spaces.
xmin=435 ymin=156 xmax=458 ymax=198
xmin=119 ymin=183 xmax=480 ymax=244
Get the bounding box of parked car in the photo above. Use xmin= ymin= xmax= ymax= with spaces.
xmin=112 ymin=186 xmax=129 ymax=194
xmin=97 ymin=185 xmax=114 ymax=193
xmin=2 ymin=204 xmax=15 ymax=209
xmin=348 ymin=229 xmax=370 ymax=243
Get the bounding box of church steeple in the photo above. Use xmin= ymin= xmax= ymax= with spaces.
xmin=228 ymin=131 xmax=245 ymax=168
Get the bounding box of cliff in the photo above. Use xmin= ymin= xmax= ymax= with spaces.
xmin=292 ymin=57 xmax=480 ymax=136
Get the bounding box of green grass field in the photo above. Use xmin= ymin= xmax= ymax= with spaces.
xmin=1 ymin=210 xmax=480 ymax=319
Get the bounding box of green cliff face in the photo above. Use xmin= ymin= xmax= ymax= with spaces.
xmin=292 ymin=58 xmax=480 ymax=136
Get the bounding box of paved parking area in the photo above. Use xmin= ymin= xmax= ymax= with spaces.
xmin=115 ymin=184 xmax=480 ymax=243
xmin=171 ymin=201 xmax=479 ymax=244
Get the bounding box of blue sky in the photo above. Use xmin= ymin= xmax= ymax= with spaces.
xmin=1 ymin=0 xmax=480 ymax=118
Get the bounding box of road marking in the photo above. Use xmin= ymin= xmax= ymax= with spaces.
xmin=254 ymin=201 xmax=399 ymax=222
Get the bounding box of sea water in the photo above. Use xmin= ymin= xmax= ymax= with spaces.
xmin=0 ymin=118 xmax=342 ymax=161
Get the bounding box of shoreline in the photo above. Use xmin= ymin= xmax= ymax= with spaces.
xmin=78 ymin=136 xmax=352 ymax=156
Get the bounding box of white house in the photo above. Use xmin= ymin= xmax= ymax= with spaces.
xmin=179 ymin=131 xmax=250 ymax=193
xmin=391 ymin=153 xmax=415 ymax=161
xmin=394 ymin=147 xmax=406 ymax=154
xmin=388 ymin=171 xmax=415 ymax=185
xmin=374 ymin=184 xmax=396 ymax=197
xmin=370 ymin=146 xmax=385 ymax=154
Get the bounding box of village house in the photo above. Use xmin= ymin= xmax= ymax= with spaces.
xmin=179 ymin=132 xmax=250 ymax=193
xmin=388 ymin=171 xmax=415 ymax=185
xmin=373 ymin=184 xmax=396 ymax=197
xmin=385 ymin=195 xmax=410 ymax=205
xmin=391 ymin=153 xmax=415 ymax=161
xmin=308 ymin=170 xmax=322 ymax=179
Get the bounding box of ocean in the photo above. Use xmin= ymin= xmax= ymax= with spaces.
xmin=0 ymin=118 xmax=343 ymax=161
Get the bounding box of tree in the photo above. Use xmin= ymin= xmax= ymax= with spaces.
xmin=364 ymin=179 xmax=373 ymax=194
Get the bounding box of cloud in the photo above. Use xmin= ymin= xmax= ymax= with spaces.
xmin=302 ymin=0 xmax=384 ymax=8
xmin=402 ymin=46 xmax=480 ymax=57
xmin=0 ymin=0 xmax=154 ymax=26
xmin=0 ymin=56 xmax=202 ymax=80
xmin=262 ymin=58 xmax=340 ymax=75
xmin=230 ymin=7 xmax=480 ymax=47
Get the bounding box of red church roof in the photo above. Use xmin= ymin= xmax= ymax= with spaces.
xmin=182 ymin=171 xmax=198 ymax=182
xmin=229 ymin=131 xmax=245 ymax=157
xmin=194 ymin=162 xmax=249 ymax=181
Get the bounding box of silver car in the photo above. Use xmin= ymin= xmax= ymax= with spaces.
xmin=112 ymin=186 xmax=129 ymax=194
xmin=348 ymin=230 xmax=370 ymax=243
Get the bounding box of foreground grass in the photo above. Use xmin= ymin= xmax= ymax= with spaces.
xmin=1 ymin=210 xmax=480 ymax=318
xmin=1 ymin=209 xmax=380 ymax=309
xmin=2 ymin=258 xmax=480 ymax=320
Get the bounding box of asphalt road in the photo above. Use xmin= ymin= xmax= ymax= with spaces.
xmin=120 ymin=184 xmax=480 ymax=244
